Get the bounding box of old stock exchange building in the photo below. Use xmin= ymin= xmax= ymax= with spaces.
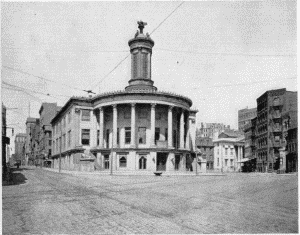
xmin=51 ymin=22 xmax=198 ymax=173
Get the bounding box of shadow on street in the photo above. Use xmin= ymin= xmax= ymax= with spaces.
xmin=3 ymin=167 xmax=29 ymax=186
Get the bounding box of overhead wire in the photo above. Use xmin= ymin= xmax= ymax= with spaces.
xmin=154 ymin=48 xmax=296 ymax=57
xmin=189 ymin=76 xmax=297 ymax=90
xmin=2 ymin=65 xmax=84 ymax=92
xmin=2 ymin=80 xmax=71 ymax=99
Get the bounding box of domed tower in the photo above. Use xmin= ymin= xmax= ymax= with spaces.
xmin=125 ymin=21 xmax=157 ymax=92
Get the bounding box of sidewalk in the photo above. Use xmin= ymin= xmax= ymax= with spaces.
xmin=42 ymin=167 xmax=225 ymax=176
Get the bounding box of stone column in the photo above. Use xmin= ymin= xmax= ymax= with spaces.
xmin=99 ymin=107 xmax=104 ymax=148
xmin=150 ymin=103 xmax=156 ymax=147
xmin=113 ymin=105 xmax=118 ymax=147
xmin=180 ymin=110 xmax=185 ymax=149
xmin=168 ymin=106 xmax=173 ymax=149
xmin=131 ymin=103 xmax=136 ymax=148
xmin=92 ymin=110 xmax=98 ymax=147
xmin=185 ymin=115 xmax=190 ymax=150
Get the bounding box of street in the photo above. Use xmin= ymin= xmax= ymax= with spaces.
xmin=3 ymin=167 xmax=298 ymax=234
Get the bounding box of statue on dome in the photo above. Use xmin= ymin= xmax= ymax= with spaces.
xmin=137 ymin=21 xmax=147 ymax=34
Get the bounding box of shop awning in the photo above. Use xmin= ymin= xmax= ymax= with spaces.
xmin=237 ymin=158 xmax=250 ymax=163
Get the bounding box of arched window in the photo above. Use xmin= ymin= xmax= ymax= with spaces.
xmin=119 ymin=156 xmax=127 ymax=168
xmin=139 ymin=156 xmax=147 ymax=170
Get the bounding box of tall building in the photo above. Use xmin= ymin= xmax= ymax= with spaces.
xmin=256 ymin=88 xmax=297 ymax=173
xmin=50 ymin=21 xmax=198 ymax=173
xmin=25 ymin=117 xmax=39 ymax=166
xmin=238 ymin=107 xmax=257 ymax=131
xmin=14 ymin=133 xmax=26 ymax=165
xmin=243 ymin=117 xmax=257 ymax=172
xmin=213 ymin=131 xmax=245 ymax=172
xmin=282 ymin=109 xmax=297 ymax=173
xmin=38 ymin=103 xmax=61 ymax=167
xmin=197 ymin=122 xmax=230 ymax=138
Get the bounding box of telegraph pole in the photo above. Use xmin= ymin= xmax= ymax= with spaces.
xmin=110 ymin=130 xmax=114 ymax=175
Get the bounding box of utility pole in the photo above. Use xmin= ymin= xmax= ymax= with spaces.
xmin=110 ymin=130 xmax=114 ymax=175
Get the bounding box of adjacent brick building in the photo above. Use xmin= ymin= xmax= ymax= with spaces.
xmin=14 ymin=133 xmax=26 ymax=165
xmin=196 ymin=137 xmax=214 ymax=170
xmin=238 ymin=107 xmax=257 ymax=131
xmin=25 ymin=117 xmax=39 ymax=166
xmin=38 ymin=103 xmax=61 ymax=167
xmin=256 ymin=88 xmax=297 ymax=172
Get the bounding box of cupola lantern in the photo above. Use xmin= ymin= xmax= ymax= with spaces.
xmin=125 ymin=21 xmax=157 ymax=92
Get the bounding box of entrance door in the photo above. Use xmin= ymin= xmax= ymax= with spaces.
xmin=104 ymin=155 xmax=110 ymax=170
xmin=157 ymin=153 xmax=167 ymax=171
xmin=175 ymin=155 xmax=181 ymax=170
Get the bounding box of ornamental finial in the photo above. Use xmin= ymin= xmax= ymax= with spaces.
xmin=137 ymin=21 xmax=147 ymax=34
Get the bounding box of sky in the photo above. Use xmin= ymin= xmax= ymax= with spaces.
xmin=1 ymin=1 xmax=297 ymax=152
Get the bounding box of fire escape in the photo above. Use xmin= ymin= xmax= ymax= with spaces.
xmin=268 ymin=97 xmax=284 ymax=171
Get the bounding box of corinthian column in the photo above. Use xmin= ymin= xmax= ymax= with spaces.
xmin=150 ymin=103 xmax=156 ymax=147
xmin=99 ymin=107 xmax=104 ymax=148
xmin=168 ymin=106 xmax=173 ymax=149
xmin=131 ymin=103 xmax=136 ymax=148
xmin=112 ymin=105 xmax=118 ymax=147
xmin=180 ymin=110 xmax=185 ymax=149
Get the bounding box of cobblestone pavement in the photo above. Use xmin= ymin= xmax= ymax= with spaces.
xmin=3 ymin=167 xmax=298 ymax=234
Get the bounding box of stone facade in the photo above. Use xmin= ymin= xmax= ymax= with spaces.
xmin=213 ymin=132 xmax=245 ymax=172
xmin=50 ymin=22 xmax=198 ymax=174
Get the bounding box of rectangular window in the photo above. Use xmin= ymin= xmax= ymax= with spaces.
xmin=225 ymin=148 xmax=228 ymax=155
xmin=68 ymin=130 xmax=71 ymax=147
xmin=49 ymin=140 xmax=52 ymax=146
xmin=125 ymin=127 xmax=131 ymax=144
xmin=68 ymin=111 xmax=71 ymax=123
xmin=81 ymin=129 xmax=90 ymax=145
xmin=230 ymin=159 xmax=233 ymax=166
xmin=97 ymin=130 xmax=100 ymax=146
xmin=217 ymin=158 xmax=219 ymax=166
xmin=104 ymin=155 xmax=110 ymax=169
xmin=165 ymin=128 xmax=168 ymax=141
xmin=117 ymin=128 xmax=120 ymax=145
xmin=63 ymin=134 xmax=66 ymax=151
xmin=63 ymin=117 xmax=66 ymax=128
xmin=173 ymin=130 xmax=177 ymax=148
xmin=106 ymin=129 xmax=110 ymax=148
xmin=225 ymin=159 xmax=228 ymax=166
xmin=82 ymin=110 xmax=91 ymax=121
xmin=230 ymin=149 xmax=234 ymax=155
xmin=138 ymin=127 xmax=146 ymax=144
xmin=155 ymin=128 xmax=160 ymax=144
